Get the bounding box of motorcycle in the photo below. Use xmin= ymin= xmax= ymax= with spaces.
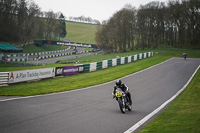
xmin=114 ymin=88 xmax=132 ymax=113
xmin=183 ymin=53 xmax=187 ymax=60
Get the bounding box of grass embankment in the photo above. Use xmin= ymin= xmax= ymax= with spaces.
xmin=0 ymin=55 xmax=170 ymax=96
xmin=23 ymin=44 xmax=68 ymax=53
xmin=154 ymin=45 xmax=200 ymax=58
xmin=66 ymin=21 xmax=97 ymax=44
xmin=139 ymin=68 xmax=200 ymax=133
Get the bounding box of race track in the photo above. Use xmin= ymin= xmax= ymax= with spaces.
xmin=0 ymin=57 xmax=200 ymax=133
xmin=29 ymin=47 xmax=94 ymax=64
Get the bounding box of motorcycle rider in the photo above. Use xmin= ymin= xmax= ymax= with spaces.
xmin=112 ymin=79 xmax=132 ymax=105
xmin=183 ymin=53 xmax=187 ymax=60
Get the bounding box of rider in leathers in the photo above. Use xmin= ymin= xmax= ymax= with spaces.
xmin=112 ymin=80 xmax=132 ymax=105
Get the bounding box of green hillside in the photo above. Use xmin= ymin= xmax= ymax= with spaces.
xmin=66 ymin=21 xmax=97 ymax=44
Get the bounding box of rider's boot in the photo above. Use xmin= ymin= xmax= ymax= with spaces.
xmin=129 ymin=98 xmax=132 ymax=105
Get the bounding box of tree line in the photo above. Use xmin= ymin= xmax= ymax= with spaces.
xmin=0 ymin=0 xmax=67 ymax=46
xmin=95 ymin=0 xmax=200 ymax=53
xmin=68 ymin=16 xmax=101 ymax=25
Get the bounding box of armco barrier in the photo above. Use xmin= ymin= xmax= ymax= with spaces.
xmin=83 ymin=64 xmax=90 ymax=73
xmin=90 ymin=62 xmax=97 ymax=72
xmin=107 ymin=60 xmax=112 ymax=67
xmin=5 ymin=48 xmax=71 ymax=62
xmin=97 ymin=62 xmax=102 ymax=70
xmin=102 ymin=60 xmax=108 ymax=69
xmin=1 ymin=52 xmax=153 ymax=85
xmin=0 ymin=72 xmax=9 ymax=85
xmin=86 ymin=52 xmax=152 ymax=73
xmin=83 ymin=52 xmax=153 ymax=73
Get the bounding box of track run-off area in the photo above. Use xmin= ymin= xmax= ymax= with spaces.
xmin=0 ymin=57 xmax=200 ymax=133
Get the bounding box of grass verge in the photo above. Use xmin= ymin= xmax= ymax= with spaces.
xmin=0 ymin=56 xmax=170 ymax=96
xmin=139 ymin=68 xmax=200 ymax=133
xmin=66 ymin=21 xmax=97 ymax=44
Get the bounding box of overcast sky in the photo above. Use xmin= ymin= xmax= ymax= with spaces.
xmin=33 ymin=0 xmax=167 ymax=22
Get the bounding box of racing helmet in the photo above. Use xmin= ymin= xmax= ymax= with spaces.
xmin=116 ymin=80 xmax=122 ymax=86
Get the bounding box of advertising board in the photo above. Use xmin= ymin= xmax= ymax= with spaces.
xmin=63 ymin=65 xmax=84 ymax=75
xmin=55 ymin=65 xmax=84 ymax=76
xmin=9 ymin=68 xmax=55 ymax=84
xmin=55 ymin=67 xmax=63 ymax=76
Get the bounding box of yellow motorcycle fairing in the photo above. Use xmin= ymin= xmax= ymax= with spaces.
xmin=115 ymin=91 xmax=122 ymax=98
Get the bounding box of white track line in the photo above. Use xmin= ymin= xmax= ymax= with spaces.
xmin=124 ymin=65 xmax=200 ymax=133
xmin=0 ymin=57 xmax=173 ymax=102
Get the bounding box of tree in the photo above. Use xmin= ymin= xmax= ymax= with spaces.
xmin=43 ymin=11 xmax=59 ymax=40
xmin=95 ymin=5 xmax=137 ymax=52
xmin=58 ymin=13 xmax=67 ymax=38
xmin=0 ymin=0 xmax=68 ymax=45
xmin=96 ymin=0 xmax=200 ymax=53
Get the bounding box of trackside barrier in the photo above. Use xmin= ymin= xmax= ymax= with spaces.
xmin=5 ymin=47 xmax=71 ymax=62
xmin=102 ymin=60 xmax=108 ymax=69
xmin=8 ymin=68 xmax=55 ymax=84
xmin=0 ymin=72 xmax=9 ymax=85
xmin=83 ymin=52 xmax=153 ymax=73
xmin=56 ymin=52 xmax=153 ymax=75
xmin=1 ymin=52 xmax=153 ymax=85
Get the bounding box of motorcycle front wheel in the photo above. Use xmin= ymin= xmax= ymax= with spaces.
xmin=118 ymin=99 xmax=125 ymax=113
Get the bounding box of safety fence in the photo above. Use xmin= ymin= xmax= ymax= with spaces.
xmin=0 ymin=72 xmax=9 ymax=86
xmin=0 ymin=52 xmax=153 ymax=85
xmin=83 ymin=52 xmax=153 ymax=72
xmin=37 ymin=52 xmax=72 ymax=60
xmin=7 ymin=47 xmax=71 ymax=57
xmin=5 ymin=47 xmax=71 ymax=62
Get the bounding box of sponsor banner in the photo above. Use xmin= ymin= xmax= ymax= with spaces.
xmin=57 ymin=42 xmax=92 ymax=48
xmin=56 ymin=67 xmax=63 ymax=76
xmin=34 ymin=40 xmax=98 ymax=48
xmin=9 ymin=68 xmax=55 ymax=84
xmin=63 ymin=65 xmax=84 ymax=75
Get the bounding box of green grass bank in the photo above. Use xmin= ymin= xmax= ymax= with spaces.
xmin=139 ymin=68 xmax=200 ymax=133
xmin=23 ymin=43 xmax=69 ymax=53
xmin=66 ymin=21 xmax=97 ymax=44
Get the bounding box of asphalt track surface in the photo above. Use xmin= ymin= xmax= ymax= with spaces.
xmin=29 ymin=47 xmax=94 ymax=64
xmin=0 ymin=58 xmax=200 ymax=133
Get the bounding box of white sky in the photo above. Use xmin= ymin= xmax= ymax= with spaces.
xmin=33 ymin=0 xmax=167 ymax=22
